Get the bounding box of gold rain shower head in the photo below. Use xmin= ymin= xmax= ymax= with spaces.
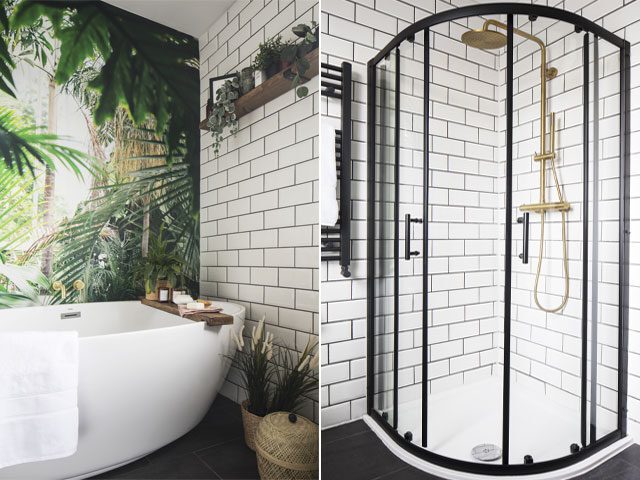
xmin=461 ymin=28 xmax=507 ymax=50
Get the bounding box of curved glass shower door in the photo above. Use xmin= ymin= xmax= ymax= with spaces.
xmin=367 ymin=3 xmax=629 ymax=476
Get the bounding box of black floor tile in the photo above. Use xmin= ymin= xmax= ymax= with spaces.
xmin=374 ymin=466 xmax=443 ymax=480
xmin=90 ymin=395 xmax=257 ymax=480
xmin=91 ymin=457 xmax=152 ymax=479
xmin=575 ymin=457 xmax=640 ymax=480
xmin=614 ymin=443 xmax=640 ymax=468
xmin=322 ymin=422 xmax=640 ymax=480
xmin=196 ymin=438 xmax=260 ymax=480
xmin=322 ymin=430 xmax=408 ymax=480
xmin=147 ymin=398 xmax=243 ymax=462
xmin=108 ymin=453 xmax=218 ymax=479
xmin=322 ymin=420 xmax=369 ymax=444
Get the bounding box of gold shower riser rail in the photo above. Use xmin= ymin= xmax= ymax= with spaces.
xmin=520 ymin=201 xmax=571 ymax=213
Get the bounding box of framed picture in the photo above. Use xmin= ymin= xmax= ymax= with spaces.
xmin=206 ymin=73 xmax=238 ymax=117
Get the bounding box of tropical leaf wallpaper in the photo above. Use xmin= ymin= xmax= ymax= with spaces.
xmin=0 ymin=0 xmax=199 ymax=307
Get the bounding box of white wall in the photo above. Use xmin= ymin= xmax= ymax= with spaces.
xmin=320 ymin=0 xmax=640 ymax=440
xmin=198 ymin=0 xmax=320 ymax=421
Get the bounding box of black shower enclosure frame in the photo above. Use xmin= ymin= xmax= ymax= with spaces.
xmin=366 ymin=3 xmax=630 ymax=475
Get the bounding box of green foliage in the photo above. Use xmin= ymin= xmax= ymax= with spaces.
xmin=281 ymin=22 xmax=318 ymax=98
xmin=269 ymin=339 xmax=318 ymax=414
xmin=229 ymin=318 xmax=275 ymax=417
xmin=11 ymin=0 xmax=201 ymax=206
xmin=48 ymin=158 xmax=198 ymax=304
xmin=253 ymin=35 xmax=284 ymax=72
xmin=0 ymin=263 xmax=50 ymax=308
xmin=206 ymin=75 xmax=240 ymax=156
xmin=135 ymin=228 xmax=184 ymax=293
xmin=0 ymin=4 xmax=16 ymax=97
xmin=85 ymin=231 xmax=142 ymax=302
xmin=0 ymin=105 xmax=91 ymax=176
xmin=0 ymin=162 xmax=41 ymax=253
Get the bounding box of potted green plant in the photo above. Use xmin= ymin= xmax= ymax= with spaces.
xmin=254 ymin=35 xmax=285 ymax=79
xmin=229 ymin=315 xmax=275 ymax=451
xmin=135 ymin=231 xmax=184 ymax=300
xmin=269 ymin=337 xmax=318 ymax=414
xmin=207 ymin=75 xmax=241 ymax=156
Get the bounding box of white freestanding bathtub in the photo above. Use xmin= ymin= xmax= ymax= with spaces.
xmin=0 ymin=300 xmax=244 ymax=480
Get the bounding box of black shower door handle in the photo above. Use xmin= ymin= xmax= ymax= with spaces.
xmin=404 ymin=214 xmax=423 ymax=260
xmin=518 ymin=213 xmax=529 ymax=264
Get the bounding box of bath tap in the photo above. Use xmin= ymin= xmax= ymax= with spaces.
xmin=52 ymin=281 xmax=66 ymax=300
xmin=73 ymin=279 xmax=86 ymax=303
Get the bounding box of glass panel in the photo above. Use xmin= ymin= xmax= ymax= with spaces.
xmin=588 ymin=35 xmax=621 ymax=443
xmin=395 ymin=31 xmax=426 ymax=446
xmin=424 ymin=15 xmax=505 ymax=463
xmin=509 ymin=15 xmax=584 ymax=463
xmin=372 ymin=49 xmax=397 ymax=428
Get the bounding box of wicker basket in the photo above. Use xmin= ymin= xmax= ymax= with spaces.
xmin=241 ymin=400 xmax=263 ymax=451
xmin=255 ymin=412 xmax=318 ymax=480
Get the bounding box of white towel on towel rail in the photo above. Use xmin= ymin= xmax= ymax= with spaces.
xmin=0 ymin=331 xmax=79 ymax=468
xmin=321 ymin=121 xmax=339 ymax=226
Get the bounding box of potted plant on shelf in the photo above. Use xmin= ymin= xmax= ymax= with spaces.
xmin=229 ymin=315 xmax=274 ymax=451
xmin=254 ymin=35 xmax=285 ymax=80
xmin=136 ymin=231 xmax=184 ymax=301
xmin=207 ymin=74 xmax=241 ymax=156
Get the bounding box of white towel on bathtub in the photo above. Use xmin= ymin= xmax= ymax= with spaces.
xmin=0 ymin=331 xmax=79 ymax=468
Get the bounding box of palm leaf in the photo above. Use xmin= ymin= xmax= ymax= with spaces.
xmin=0 ymin=106 xmax=92 ymax=176
xmin=11 ymin=0 xmax=200 ymax=204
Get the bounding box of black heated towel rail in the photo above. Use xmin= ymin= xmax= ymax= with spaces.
xmin=320 ymin=61 xmax=352 ymax=278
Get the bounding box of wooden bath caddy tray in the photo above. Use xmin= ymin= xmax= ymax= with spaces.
xmin=140 ymin=298 xmax=233 ymax=326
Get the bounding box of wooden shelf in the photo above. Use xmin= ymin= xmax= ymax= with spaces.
xmin=200 ymin=48 xmax=319 ymax=130
xmin=140 ymin=298 xmax=233 ymax=326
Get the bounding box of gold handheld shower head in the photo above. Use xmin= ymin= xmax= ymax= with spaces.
xmin=461 ymin=28 xmax=507 ymax=50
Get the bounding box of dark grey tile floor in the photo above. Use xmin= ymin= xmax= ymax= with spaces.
xmin=322 ymin=420 xmax=640 ymax=480
xmin=91 ymin=395 xmax=259 ymax=480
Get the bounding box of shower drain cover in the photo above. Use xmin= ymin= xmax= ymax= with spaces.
xmin=471 ymin=444 xmax=502 ymax=462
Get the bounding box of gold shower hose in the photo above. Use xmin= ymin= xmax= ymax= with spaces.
xmin=533 ymin=131 xmax=570 ymax=314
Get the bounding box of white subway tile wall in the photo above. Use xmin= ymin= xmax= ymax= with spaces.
xmin=199 ymin=0 xmax=320 ymax=421
xmin=320 ymin=0 xmax=640 ymax=439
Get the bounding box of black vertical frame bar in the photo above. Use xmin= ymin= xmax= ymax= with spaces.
xmin=501 ymin=14 xmax=514 ymax=466
xmin=618 ymin=40 xmax=630 ymax=436
xmin=581 ymin=32 xmax=590 ymax=449
xmin=366 ymin=62 xmax=376 ymax=415
xmin=340 ymin=62 xmax=352 ymax=276
xmin=502 ymin=14 xmax=513 ymax=465
xmin=589 ymin=35 xmax=599 ymax=447
xmin=421 ymin=28 xmax=430 ymax=449
xmin=393 ymin=47 xmax=400 ymax=430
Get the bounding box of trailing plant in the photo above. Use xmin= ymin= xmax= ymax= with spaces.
xmin=207 ymin=75 xmax=240 ymax=156
xmin=269 ymin=338 xmax=318 ymax=414
xmin=253 ymin=35 xmax=284 ymax=73
xmin=229 ymin=315 xmax=275 ymax=417
xmin=281 ymin=22 xmax=318 ymax=98
xmin=292 ymin=21 xmax=318 ymax=48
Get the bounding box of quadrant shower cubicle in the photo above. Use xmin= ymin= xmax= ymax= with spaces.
xmin=366 ymin=3 xmax=629 ymax=475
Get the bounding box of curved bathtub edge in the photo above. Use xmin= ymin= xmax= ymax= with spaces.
xmin=66 ymin=454 xmax=147 ymax=480
xmin=362 ymin=415 xmax=633 ymax=480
